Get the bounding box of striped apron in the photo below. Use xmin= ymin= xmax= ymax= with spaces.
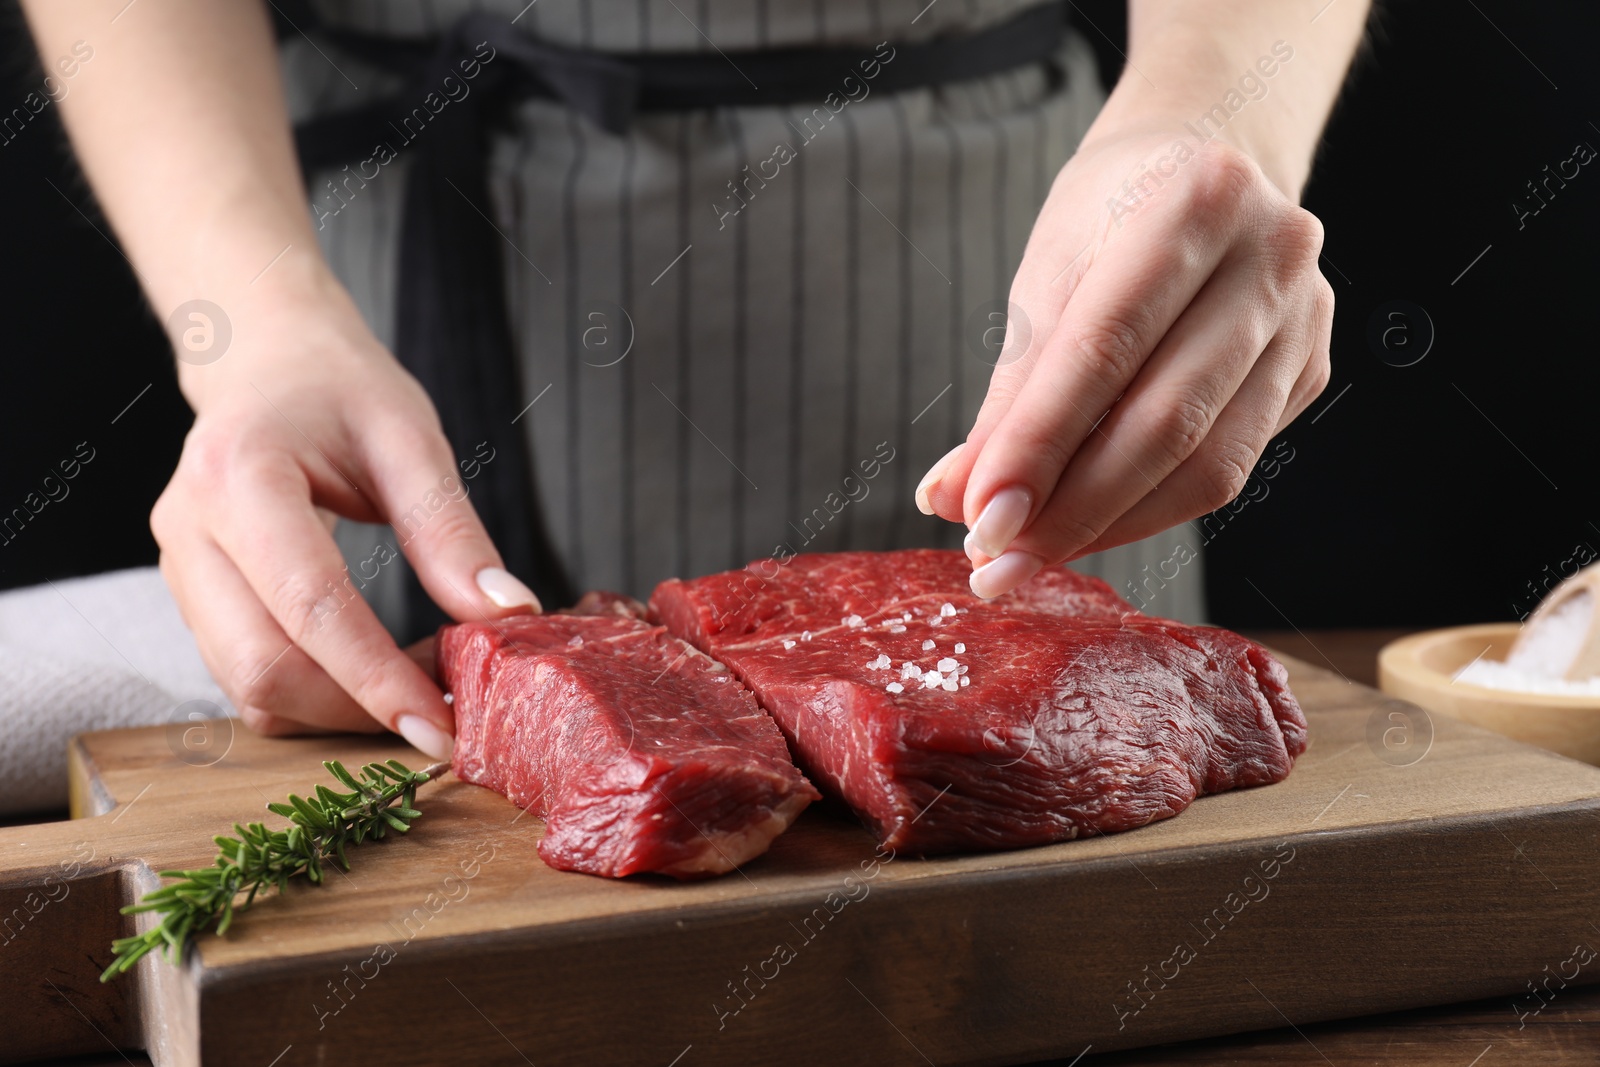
xmin=279 ymin=0 xmax=1210 ymax=637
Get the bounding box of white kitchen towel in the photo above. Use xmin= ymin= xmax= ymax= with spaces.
xmin=0 ymin=567 xmax=229 ymax=816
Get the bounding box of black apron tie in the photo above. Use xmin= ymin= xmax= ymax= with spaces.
xmin=290 ymin=3 xmax=1071 ymax=641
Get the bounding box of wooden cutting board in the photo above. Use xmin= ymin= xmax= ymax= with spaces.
xmin=4 ymin=653 xmax=1599 ymax=1067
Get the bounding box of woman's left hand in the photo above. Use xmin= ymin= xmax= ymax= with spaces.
xmin=917 ymin=129 xmax=1333 ymax=598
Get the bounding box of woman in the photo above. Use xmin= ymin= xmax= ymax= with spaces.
xmin=21 ymin=0 xmax=1364 ymax=761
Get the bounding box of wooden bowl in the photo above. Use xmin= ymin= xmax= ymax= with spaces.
xmin=1379 ymin=623 xmax=1600 ymax=765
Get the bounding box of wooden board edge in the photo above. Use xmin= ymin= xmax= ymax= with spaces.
xmin=179 ymin=795 xmax=1600 ymax=1066
xmin=68 ymin=732 xmax=117 ymax=821
xmin=195 ymin=793 xmax=1600 ymax=988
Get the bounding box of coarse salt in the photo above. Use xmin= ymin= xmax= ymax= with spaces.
xmin=802 ymin=630 xmax=812 ymax=642
xmin=868 ymin=653 xmax=892 ymax=671
xmin=941 ymin=677 xmax=959 ymax=692
xmin=955 ymin=642 xmax=966 ymax=654
xmin=937 ymin=657 xmax=958 ymax=673
xmin=902 ymin=611 xmax=913 ymax=622
xmin=1456 ymin=658 xmax=1600 ymax=695
xmin=886 ymin=682 xmax=905 ymax=694
xmin=443 ymin=692 xmax=454 ymax=705
xmin=845 ymin=614 xmax=865 ymax=628
xmin=921 ymin=670 xmax=943 ymax=688
xmin=567 ymin=635 xmax=584 ymax=648
xmin=901 ymin=661 xmax=921 ymax=680
xmin=783 ymin=639 xmax=797 ymax=650
xmin=1507 ymin=592 xmax=1592 ymax=676
xmin=889 ymin=624 xmax=907 ymax=633
xmin=959 ymin=676 xmax=970 ymax=687
xmin=940 ymin=602 xmax=956 ymax=617
xmin=922 ymin=639 xmax=936 ymax=651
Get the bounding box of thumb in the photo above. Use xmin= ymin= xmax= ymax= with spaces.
xmin=371 ymin=428 xmax=542 ymax=622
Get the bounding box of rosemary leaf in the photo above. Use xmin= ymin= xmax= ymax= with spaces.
xmin=100 ymin=758 xmax=446 ymax=982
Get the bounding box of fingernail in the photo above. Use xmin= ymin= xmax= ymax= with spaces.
xmin=476 ymin=566 xmax=540 ymax=611
xmin=396 ymin=714 xmax=455 ymax=761
xmin=915 ymin=444 xmax=965 ymax=516
xmin=969 ymin=550 xmax=1044 ymax=599
xmin=967 ymin=486 xmax=1033 ymax=559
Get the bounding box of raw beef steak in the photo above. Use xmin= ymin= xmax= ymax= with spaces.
xmin=651 ymin=550 xmax=1307 ymax=854
xmin=439 ymin=612 xmax=819 ymax=878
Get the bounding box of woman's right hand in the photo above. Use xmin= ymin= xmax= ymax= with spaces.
xmin=151 ymin=276 xmax=539 ymax=759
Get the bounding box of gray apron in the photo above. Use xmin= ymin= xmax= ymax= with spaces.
xmin=280 ymin=0 xmax=1209 ymax=629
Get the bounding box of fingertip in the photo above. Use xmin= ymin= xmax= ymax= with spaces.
xmin=475 ymin=566 xmax=541 ymax=614
xmin=969 ymin=550 xmax=1044 ymax=600
xmin=962 ymin=529 xmax=995 ymax=569
xmin=396 ymin=713 xmax=456 ymax=761
xmin=930 ymin=480 xmax=968 ymax=524
xmin=915 ymin=443 xmax=965 ymax=517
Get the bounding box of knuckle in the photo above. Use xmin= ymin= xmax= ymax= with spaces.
xmin=265 ymin=569 xmax=340 ymax=647
xmin=1149 ymin=396 xmax=1213 ymax=464
xmin=1185 ymin=142 xmax=1259 ymax=216
xmin=364 ymin=394 xmax=446 ymax=465
xmin=988 ymin=358 xmax=1032 ymax=398
xmin=1257 ymin=211 xmax=1327 ymax=316
xmin=411 ymin=498 xmax=482 ymax=550
xmin=179 ymin=419 xmax=304 ymax=499
xmin=1039 ymin=509 xmax=1106 ymax=558
xmin=228 ymin=646 xmax=293 ymax=712
xmin=1197 ymin=442 xmax=1256 ymax=512
xmin=179 ymin=425 xmax=234 ymax=489
xmin=1276 ymin=207 xmax=1326 ymax=269
xmin=1066 ymin=315 xmax=1147 ymax=384
xmin=231 ymin=450 xmax=303 ymax=498
xmin=991 ymin=419 xmax=1074 ymax=485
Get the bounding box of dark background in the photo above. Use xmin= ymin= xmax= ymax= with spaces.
xmin=0 ymin=0 xmax=1593 ymax=629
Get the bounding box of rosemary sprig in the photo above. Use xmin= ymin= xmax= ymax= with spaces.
xmin=101 ymin=757 xmax=446 ymax=982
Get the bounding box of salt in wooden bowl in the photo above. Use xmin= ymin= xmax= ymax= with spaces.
xmin=1379 ymin=623 xmax=1600 ymax=766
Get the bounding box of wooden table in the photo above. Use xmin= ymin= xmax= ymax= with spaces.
xmin=16 ymin=630 xmax=1600 ymax=1066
